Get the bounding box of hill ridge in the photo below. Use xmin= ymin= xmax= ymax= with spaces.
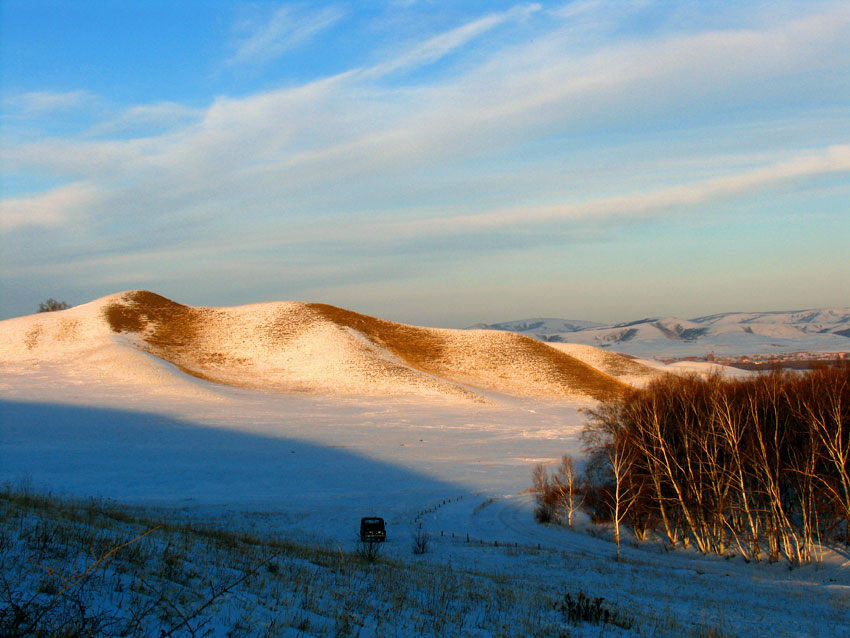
xmin=1 ymin=290 xmax=631 ymax=403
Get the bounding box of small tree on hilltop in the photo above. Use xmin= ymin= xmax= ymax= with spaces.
xmin=38 ymin=299 xmax=70 ymax=313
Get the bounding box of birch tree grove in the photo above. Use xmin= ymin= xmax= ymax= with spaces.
xmin=548 ymin=362 xmax=850 ymax=564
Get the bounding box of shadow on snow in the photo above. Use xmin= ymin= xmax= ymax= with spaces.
xmin=0 ymin=400 xmax=470 ymax=523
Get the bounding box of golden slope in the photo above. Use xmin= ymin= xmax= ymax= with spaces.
xmin=99 ymin=291 xmax=626 ymax=401
xmin=547 ymin=342 xmax=662 ymax=386
xmin=307 ymin=304 xmax=626 ymax=400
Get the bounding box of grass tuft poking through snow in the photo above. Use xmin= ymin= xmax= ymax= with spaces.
xmin=2 ymin=485 xmax=651 ymax=638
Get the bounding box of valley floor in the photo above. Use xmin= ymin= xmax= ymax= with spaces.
xmin=1 ymin=364 xmax=849 ymax=636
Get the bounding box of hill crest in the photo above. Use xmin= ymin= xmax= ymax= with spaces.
xmin=2 ymin=291 xmax=631 ymax=403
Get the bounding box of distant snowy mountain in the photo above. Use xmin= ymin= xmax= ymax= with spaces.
xmin=690 ymin=309 xmax=850 ymax=337
xmin=468 ymin=317 xmax=605 ymax=335
xmin=470 ymin=309 xmax=850 ymax=358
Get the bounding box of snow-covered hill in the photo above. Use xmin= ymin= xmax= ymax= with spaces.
xmin=1 ymin=290 xmax=632 ymax=402
xmin=473 ymin=308 xmax=850 ymax=358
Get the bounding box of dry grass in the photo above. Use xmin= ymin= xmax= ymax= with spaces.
xmin=551 ymin=343 xmax=660 ymax=381
xmin=56 ymin=318 xmax=81 ymax=343
xmin=0 ymin=486 xmax=577 ymax=638
xmin=103 ymin=290 xmax=242 ymax=385
xmin=308 ymin=303 xmax=626 ymax=400
xmin=104 ymin=290 xmax=205 ymax=347
xmin=587 ymin=350 xmax=655 ymax=378
xmin=24 ymin=325 xmax=42 ymax=351
xmin=306 ymin=303 xmax=448 ymax=369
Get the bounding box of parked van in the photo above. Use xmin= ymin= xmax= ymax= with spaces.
xmin=360 ymin=517 xmax=386 ymax=542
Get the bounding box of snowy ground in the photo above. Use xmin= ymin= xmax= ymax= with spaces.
xmin=0 ymin=360 xmax=588 ymax=532
xmin=2 ymin=361 xmax=850 ymax=636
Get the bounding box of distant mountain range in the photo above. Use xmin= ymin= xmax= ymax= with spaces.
xmin=468 ymin=309 xmax=850 ymax=358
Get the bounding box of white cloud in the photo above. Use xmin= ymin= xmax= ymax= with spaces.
xmin=3 ymin=90 xmax=95 ymax=116
xmin=389 ymin=146 xmax=850 ymax=236
xmin=3 ymin=3 xmax=848 ymax=247
xmin=549 ymin=0 xmax=652 ymax=32
xmin=85 ymin=102 xmax=203 ymax=137
xmin=228 ymin=4 xmax=344 ymax=67
xmin=362 ymin=3 xmax=542 ymax=79
xmin=0 ymin=182 xmax=97 ymax=232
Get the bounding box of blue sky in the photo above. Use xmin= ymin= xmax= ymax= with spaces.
xmin=1 ymin=0 xmax=848 ymax=326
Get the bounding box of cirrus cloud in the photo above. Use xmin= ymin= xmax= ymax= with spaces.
xmin=227 ymin=4 xmax=345 ymax=67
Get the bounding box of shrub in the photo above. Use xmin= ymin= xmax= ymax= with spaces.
xmin=533 ymin=504 xmax=554 ymax=524
xmin=556 ymin=590 xmax=636 ymax=630
xmin=531 ymin=455 xmax=586 ymax=527
xmin=37 ymin=299 xmax=70 ymax=313
xmin=355 ymin=540 xmax=382 ymax=562
xmin=411 ymin=530 xmax=429 ymax=555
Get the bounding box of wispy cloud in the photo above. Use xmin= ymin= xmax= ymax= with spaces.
xmin=362 ymin=3 xmax=542 ymax=79
xmin=227 ymin=4 xmax=344 ymax=67
xmin=85 ymin=102 xmax=203 ymax=137
xmin=0 ymin=182 xmax=97 ymax=232
xmin=6 ymin=4 xmax=849 ymax=232
xmin=549 ymin=0 xmax=652 ymax=31
xmin=3 ymin=90 xmax=95 ymax=116
xmin=389 ymin=145 xmax=850 ymax=236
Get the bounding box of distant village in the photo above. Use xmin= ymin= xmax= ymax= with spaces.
xmin=661 ymin=350 xmax=849 ymax=370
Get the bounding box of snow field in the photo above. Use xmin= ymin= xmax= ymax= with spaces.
xmin=2 ymin=369 xmax=848 ymax=637
xmin=4 ymin=488 xmax=650 ymax=637
xmin=4 ymin=481 xmax=847 ymax=638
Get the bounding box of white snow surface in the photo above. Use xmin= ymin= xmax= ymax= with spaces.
xmin=1 ymin=296 xmax=848 ymax=636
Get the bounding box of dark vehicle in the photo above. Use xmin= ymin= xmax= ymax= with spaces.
xmin=360 ymin=517 xmax=386 ymax=542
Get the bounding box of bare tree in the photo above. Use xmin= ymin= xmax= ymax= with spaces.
xmin=800 ymin=365 xmax=850 ymax=541
xmin=584 ymin=409 xmax=640 ymax=560
xmin=608 ymin=435 xmax=639 ymax=560
xmin=714 ymin=385 xmax=762 ymax=561
xmin=554 ymin=455 xmax=584 ymax=529
xmin=548 ymin=363 xmax=849 ymax=564
xmin=532 ymin=463 xmax=555 ymax=523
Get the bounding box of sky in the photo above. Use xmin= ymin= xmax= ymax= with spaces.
xmin=1 ymin=0 xmax=848 ymax=327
